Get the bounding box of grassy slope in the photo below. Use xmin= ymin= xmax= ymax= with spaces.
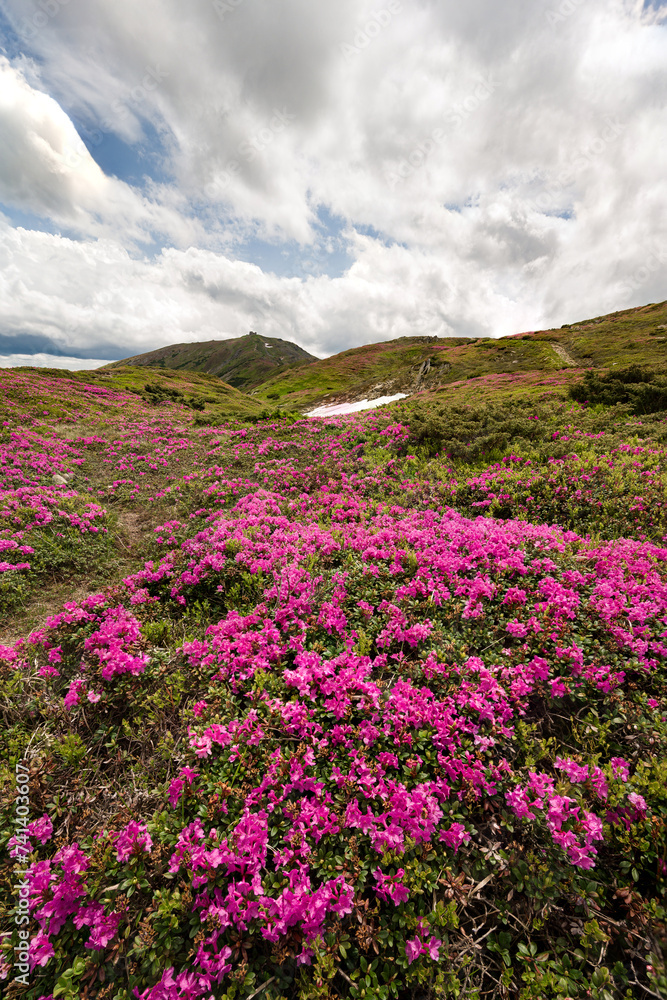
xmin=8 ymin=365 xmax=265 ymax=421
xmin=96 ymin=300 xmax=667 ymax=415
xmin=1 ymin=376 xmax=667 ymax=999
xmin=0 ymin=366 xmax=262 ymax=642
xmin=1 ymin=351 xmax=667 ymax=998
xmin=252 ymin=335 xmax=472 ymax=408
xmin=253 ymin=300 xmax=667 ymax=410
xmin=105 ymin=332 xmax=317 ymax=391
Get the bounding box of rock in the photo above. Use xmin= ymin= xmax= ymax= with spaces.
xmin=52 ymin=474 xmax=68 ymax=485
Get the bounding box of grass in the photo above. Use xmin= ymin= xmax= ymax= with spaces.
xmin=252 ymin=301 xmax=667 ymax=411
xmin=1 ymin=319 xmax=667 ymax=1000
xmin=5 ymin=365 xmax=265 ymax=423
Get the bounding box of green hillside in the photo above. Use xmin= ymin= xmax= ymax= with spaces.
xmin=253 ymin=300 xmax=667 ymax=410
xmin=252 ymin=335 xmax=475 ymax=409
xmin=8 ymin=364 xmax=265 ymax=422
xmin=101 ymin=300 xmax=667 ymax=415
xmin=3 ymin=307 xmax=667 ymax=1000
xmin=105 ymin=332 xmax=316 ymax=391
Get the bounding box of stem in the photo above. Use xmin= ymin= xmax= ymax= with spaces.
xmin=245 ymin=976 xmax=276 ymax=1000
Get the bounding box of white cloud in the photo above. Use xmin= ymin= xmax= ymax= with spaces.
xmin=0 ymin=353 xmax=112 ymax=370
xmin=0 ymin=222 xmax=547 ymax=358
xmin=0 ymin=58 xmax=205 ymax=247
xmin=0 ymin=56 xmax=108 ymax=219
xmin=0 ymin=0 xmax=664 ymax=358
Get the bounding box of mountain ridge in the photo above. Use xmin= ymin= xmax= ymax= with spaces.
xmin=104 ymin=332 xmax=317 ymax=391
xmin=104 ymin=299 xmax=667 ymax=413
xmin=251 ymin=300 xmax=667 ymax=410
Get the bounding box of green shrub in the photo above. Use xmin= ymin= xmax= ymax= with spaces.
xmin=568 ymin=365 xmax=667 ymax=414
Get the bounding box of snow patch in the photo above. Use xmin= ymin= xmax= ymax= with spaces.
xmin=307 ymin=394 xmax=407 ymax=418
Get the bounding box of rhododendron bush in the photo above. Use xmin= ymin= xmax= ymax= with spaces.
xmin=0 ymin=372 xmax=666 ymax=1000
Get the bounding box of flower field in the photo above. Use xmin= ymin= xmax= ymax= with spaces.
xmin=1 ymin=368 xmax=666 ymax=1000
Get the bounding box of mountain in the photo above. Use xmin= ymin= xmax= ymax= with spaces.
xmin=104 ymin=300 xmax=667 ymax=414
xmin=105 ymin=332 xmax=317 ymax=391
xmin=252 ymin=300 xmax=667 ymax=410
xmin=252 ymin=335 xmax=473 ymax=409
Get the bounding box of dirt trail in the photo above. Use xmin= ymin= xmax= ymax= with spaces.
xmin=552 ymin=343 xmax=579 ymax=367
xmin=117 ymin=511 xmax=145 ymax=554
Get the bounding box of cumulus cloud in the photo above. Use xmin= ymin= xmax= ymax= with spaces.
xmin=0 ymin=221 xmax=561 ymax=359
xmin=0 ymin=0 xmax=665 ymax=360
xmin=0 ymin=58 xmax=205 ymax=246
xmin=0 ymin=353 xmax=112 ymax=369
xmin=0 ymin=57 xmax=109 ymax=218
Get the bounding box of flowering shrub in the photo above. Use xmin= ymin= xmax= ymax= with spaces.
xmin=0 ymin=371 xmax=666 ymax=1000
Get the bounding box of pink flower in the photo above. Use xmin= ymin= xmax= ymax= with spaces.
xmin=627 ymin=792 xmax=647 ymax=816
xmin=405 ymin=936 xmax=423 ymax=964
xmin=589 ymin=766 xmax=609 ymax=800
xmin=611 ymin=758 xmax=630 ymax=782
xmin=503 ymin=587 xmax=527 ymax=605
xmin=168 ymin=778 xmax=184 ymax=808
xmin=38 ymin=664 xmax=60 ymax=678
xmin=506 ymin=787 xmax=538 ymax=820
xmin=27 ymin=814 xmax=53 ymax=844
xmin=427 ymin=936 xmax=442 ymax=960
xmin=438 ymin=821 xmax=469 ymax=851
xmin=29 ymin=930 xmax=54 ymax=969
xmin=115 ymin=821 xmax=153 ymax=863
xmin=554 ymin=757 xmax=589 ymax=783
xmin=374 ymin=867 xmax=410 ymax=905
xmin=74 ymin=903 xmax=121 ymax=950
xmin=53 ymin=842 xmax=89 ymax=875
xmin=63 ymin=677 xmax=86 ymax=710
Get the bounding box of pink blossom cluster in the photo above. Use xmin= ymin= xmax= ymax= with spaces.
xmin=1 ymin=384 xmax=665 ymax=992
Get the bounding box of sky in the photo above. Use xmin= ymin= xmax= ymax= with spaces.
xmin=0 ymin=0 xmax=665 ymax=364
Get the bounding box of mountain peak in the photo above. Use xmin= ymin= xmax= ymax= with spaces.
xmin=106 ymin=333 xmax=317 ymax=391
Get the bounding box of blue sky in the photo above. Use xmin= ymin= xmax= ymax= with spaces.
xmin=0 ymin=0 xmax=665 ymax=363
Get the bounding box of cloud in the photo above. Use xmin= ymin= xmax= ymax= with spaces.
xmin=0 ymin=56 xmax=109 ymax=219
xmin=0 ymin=353 xmax=112 ymax=370
xmin=0 ymin=221 xmax=548 ymax=359
xmin=0 ymin=0 xmax=665 ymax=359
xmin=0 ymin=58 xmax=205 ymax=247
